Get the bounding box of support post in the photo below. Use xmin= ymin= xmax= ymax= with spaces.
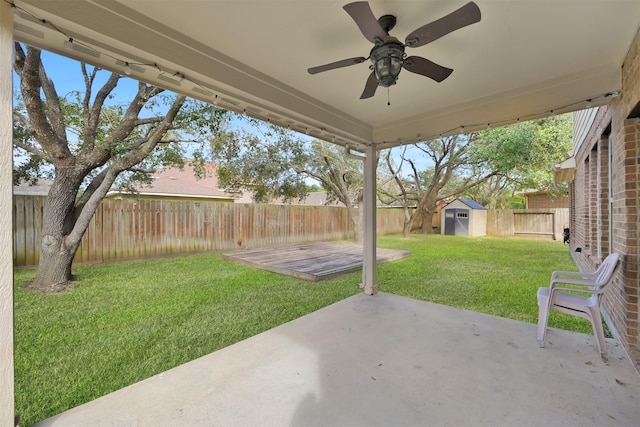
xmin=0 ymin=2 xmax=15 ymax=426
xmin=362 ymin=144 xmax=377 ymax=295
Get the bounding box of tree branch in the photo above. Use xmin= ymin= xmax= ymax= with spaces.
xmin=102 ymin=83 xmax=165 ymax=149
xmin=13 ymin=139 xmax=53 ymax=162
xmin=111 ymin=94 xmax=186 ymax=172
xmin=68 ymin=168 xmax=118 ymax=245
xmin=39 ymin=58 xmax=66 ymax=142
xmin=440 ymin=172 xmax=498 ymax=200
xmin=135 ymin=116 xmax=168 ymax=126
xmin=74 ymin=168 xmax=108 ymax=215
xmin=18 ymin=46 xmax=71 ymax=160
xmin=83 ymin=71 xmax=121 ymax=150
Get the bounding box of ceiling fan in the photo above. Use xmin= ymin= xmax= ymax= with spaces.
xmin=308 ymin=1 xmax=481 ymax=100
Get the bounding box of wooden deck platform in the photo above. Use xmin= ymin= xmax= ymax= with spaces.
xmin=222 ymin=241 xmax=410 ymax=281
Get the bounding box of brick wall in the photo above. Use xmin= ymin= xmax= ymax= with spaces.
xmin=571 ymin=28 xmax=640 ymax=371
xmin=596 ymin=137 xmax=610 ymax=258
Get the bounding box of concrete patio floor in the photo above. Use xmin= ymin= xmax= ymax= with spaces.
xmin=33 ymin=292 xmax=640 ymax=427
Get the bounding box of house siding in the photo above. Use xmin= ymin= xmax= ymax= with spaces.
xmin=570 ymin=28 xmax=640 ymax=371
xmin=573 ymin=108 xmax=598 ymax=155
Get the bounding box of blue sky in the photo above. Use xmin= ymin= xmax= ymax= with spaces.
xmin=14 ymin=49 xmax=141 ymax=102
xmin=13 ymin=47 xmax=429 ymax=179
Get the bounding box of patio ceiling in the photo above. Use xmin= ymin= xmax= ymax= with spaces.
xmin=11 ymin=0 xmax=640 ymax=150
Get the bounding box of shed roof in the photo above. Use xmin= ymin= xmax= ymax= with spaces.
xmin=445 ymin=198 xmax=487 ymax=210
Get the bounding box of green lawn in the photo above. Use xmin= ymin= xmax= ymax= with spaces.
xmin=15 ymin=234 xmax=584 ymax=425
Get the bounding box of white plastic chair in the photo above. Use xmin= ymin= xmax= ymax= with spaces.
xmin=537 ymin=252 xmax=620 ymax=354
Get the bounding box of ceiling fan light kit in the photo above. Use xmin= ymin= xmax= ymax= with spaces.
xmin=308 ymin=1 xmax=481 ymax=100
xmin=370 ymin=41 xmax=405 ymax=88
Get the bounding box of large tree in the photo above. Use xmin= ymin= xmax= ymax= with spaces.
xmin=211 ymin=126 xmax=367 ymax=242
xmin=13 ymin=45 xmax=227 ymax=291
xmin=379 ymin=115 xmax=573 ymax=236
xmin=379 ymin=134 xmax=497 ymax=237
xmin=466 ymin=114 xmax=573 ymax=207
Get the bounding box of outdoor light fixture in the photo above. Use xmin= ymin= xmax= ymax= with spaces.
xmin=370 ymin=41 xmax=405 ymax=87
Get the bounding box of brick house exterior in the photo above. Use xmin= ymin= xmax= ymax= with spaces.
xmin=523 ymin=191 xmax=569 ymax=209
xmin=566 ymin=29 xmax=640 ymax=372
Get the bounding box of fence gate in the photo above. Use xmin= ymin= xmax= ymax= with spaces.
xmin=444 ymin=209 xmax=469 ymax=236
xmin=513 ymin=211 xmax=555 ymax=239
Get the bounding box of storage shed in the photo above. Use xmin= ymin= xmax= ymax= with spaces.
xmin=441 ymin=199 xmax=487 ymax=237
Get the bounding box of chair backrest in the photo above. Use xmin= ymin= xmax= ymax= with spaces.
xmin=593 ymin=253 xmax=620 ymax=291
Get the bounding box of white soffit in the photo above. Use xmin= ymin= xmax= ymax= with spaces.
xmin=554 ymin=156 xmax=577 ymax=185
xmin=11 ymin=0 xmax=640 ymax=149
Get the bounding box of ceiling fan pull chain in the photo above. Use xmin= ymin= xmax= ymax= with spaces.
xmin=387 ymin=87 xmax=391 ymax=106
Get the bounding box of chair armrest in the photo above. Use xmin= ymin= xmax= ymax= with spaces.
xmin=550 ymin=277 xmax=594 ymax=287
xmin=551 ymin=270 xmax=596 ymax=281
xmin=549 ymin=277 xmax=603 ymax=295
xmin=549 ymin=285 xmax=599 ymax=296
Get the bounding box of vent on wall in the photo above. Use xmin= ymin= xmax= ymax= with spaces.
xmin=14 ymin=23 xmax=44 ymax=39
xmin=192 ymin=87 xmax=212 ymax=96
xmin=65 ymin=41 xmax=101 ymax=58
xmin=222 ymin=98 xmax=239 ymax=106
xmin=116 ymin=60 xmax=145 ymax=75
xmin=157 ymin=73 xmax=182 ymax=86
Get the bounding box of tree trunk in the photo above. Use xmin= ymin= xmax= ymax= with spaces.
xmin=31 ymin=236 xmax=78 ymax=291
xmin=420 ymin=193 xmax=440 ymax=234
xmin=29 ymin=171 xmax=84 ymax=291
xmin=401 ymin=207 xmax=415 ymax=238
xmin=421 ymin=209 xmax=436 ymax=234
xmin=350 ymin=203 xmax=363 ymax=243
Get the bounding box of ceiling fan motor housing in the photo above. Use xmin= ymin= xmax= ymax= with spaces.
xmin=370 ymin=40 xmax=406 ymax=87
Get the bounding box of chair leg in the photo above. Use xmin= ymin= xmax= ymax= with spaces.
xmin=589 ymin=307 xmax=607 ymax=355
xmin=537 ymin=292 xmax=549 ymax=347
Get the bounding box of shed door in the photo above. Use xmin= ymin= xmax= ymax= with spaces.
xmin=454 ymin=209 xmax=469 ymax=235
xmin=444 ymin=210 xmax=456 ymax=235
xmin=445 ymin=209 xmax=469 ymax=235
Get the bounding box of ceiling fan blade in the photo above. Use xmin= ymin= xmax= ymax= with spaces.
xmin=343 ymin=2 xmax=387 ymax=43
xmin=308 ymin=57 xmax=368 ymax=75
xmin=403 ymin=56 xmax=453 ymax=82
xmin=360 ymin=71 xmax=378 ymax=99
xmin=405 ymin=1 xmax=481 ymax=48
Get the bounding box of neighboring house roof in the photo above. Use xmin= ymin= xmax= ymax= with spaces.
xmin=109 ymin=163 xmax=340 ymax=206
xmin=520 ymin=189 xmax=566 ymax=197
xmin=277 ymin=192 xmax=405 ymax=208
xmin=298 ymin=191 xmax=333 ymax=206
xmin=13 ymin=179 xmax=52 ymax=196
xmin=266 ymin=191 xmax=343 ymax=207
xmin=112 ymin=161 xmax=236 ymax=201
xmin=445 ymin=198 xmax=487 ymax=210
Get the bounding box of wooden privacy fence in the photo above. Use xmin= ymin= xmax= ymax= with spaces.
xmin=13 ymin=196 xmax=408 ymax=267
xmin=14 ymin=196 xmax=571 ymax=267
xmin=486 ymin=208 xmax=569 ymax=240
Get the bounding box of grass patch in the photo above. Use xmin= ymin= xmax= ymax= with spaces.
xmin=377 ymin=234 xmax=592 ymax=329
xmin=14 ymin=254 xmax=362 ymax=425
xmin=15 ymin=235 xmax=586 ymax=425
